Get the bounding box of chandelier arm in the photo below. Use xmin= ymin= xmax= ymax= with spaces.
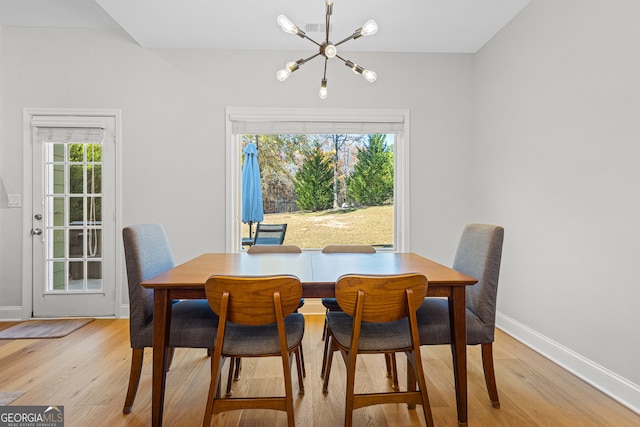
xmin=334 ymin=54 xmax=349 ymax=64
xmin=323 ymin=57 xmax=329 ymax=80
xmin=300 ymin=33 xmax=323 ymax=48
xmin=302 ymin=52 xmax=323 ymax=65
xmin=334 ymin=33 xmax=358 ymax=47
xmin=325 ymin=3 xmax=332 ymax=43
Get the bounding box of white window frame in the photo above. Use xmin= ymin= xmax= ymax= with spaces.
xmin=225 ymin=107 xmax=411 ymax=253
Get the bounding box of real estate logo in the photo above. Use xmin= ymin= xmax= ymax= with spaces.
xmin=0 ymin=406 xmax=64 ymax=427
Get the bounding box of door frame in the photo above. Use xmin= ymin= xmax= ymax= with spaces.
xmin=22 ymin=108 xmax=124 ymax=320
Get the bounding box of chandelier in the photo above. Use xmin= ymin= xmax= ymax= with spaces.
xmin=276 ymin=0 xmax=378 ymax=99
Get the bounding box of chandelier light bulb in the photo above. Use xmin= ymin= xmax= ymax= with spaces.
xmin=319 ymin=79 xmax=328 ymax=99
xmin=277 ymin=15 xmax=299 ymax=35
xmin=276 ymin=68 xmax=292 ymax=81
xmin=326 ymin=0 xmax=334 ymax=6
xmin=276 ymin=62 xmax=299 ymax=81
xmin=362 ymin=69 xmax=377 ymax=83
xmin=360 ymin=19 xmax=378 ymax=36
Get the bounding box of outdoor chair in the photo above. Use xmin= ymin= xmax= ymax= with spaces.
xmin=203 ymin=274 xmax=305 ymax=427
xmin=253 ymin=223 xmax=287 ymax=245
xmin=122 ymin=224 xmax=218 ymax=414
xmin=322 ymin=273 xmax=434 ymax=427
xmin=416 ymin=223 xmax=504 ymax=408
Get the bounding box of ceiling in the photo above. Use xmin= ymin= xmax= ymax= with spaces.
xmin=0 ymin=0 xmax=530 ymax=53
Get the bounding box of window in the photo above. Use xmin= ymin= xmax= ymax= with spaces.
xmin=225 ymin=108 xmax=410 ymax=252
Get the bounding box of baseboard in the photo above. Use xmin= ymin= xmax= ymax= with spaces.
xmin=0 ymin=306 xmax=25 ymax=321
xmin=119 ymin=304 xmax=129 ymax=319
xmin=496 ymin=312 xmax=640 ymax=415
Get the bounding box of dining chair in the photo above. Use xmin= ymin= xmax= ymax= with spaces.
xmin=202 ymin=274 xmax=305 ymax=427
xmin=253 ymin=223 xmax=288 ymax=245
xmin=121 ymin=224 xmax=218 ymax=414
xmin=322 ymin=273 xmax=434 ymax=427
xmin=416 ymin=223 xmax=504 ymax=408
xmin=226 ymin=243 xmax=305 ymax=397
xmin=318 ymin=245 xmax=394 ymax=384
xmin=247 ymin=244 xmax=301 ymax=254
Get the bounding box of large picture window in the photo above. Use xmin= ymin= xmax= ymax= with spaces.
xmin=225 ymin=108 xmax=410 ymax=252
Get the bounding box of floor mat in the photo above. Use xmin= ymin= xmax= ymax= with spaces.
xmin=0 ymin=391 xmax=25 ymax=406
xmin=0 ymin=318 xmax=93 ymax=339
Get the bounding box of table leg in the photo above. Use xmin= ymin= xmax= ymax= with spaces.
xmin=152 ymin=289 xmax=172 ymax=427
xmin=449 ymin=288 xmax=468 ymax=425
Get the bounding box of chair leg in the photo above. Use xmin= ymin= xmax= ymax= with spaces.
xmin=295 ymin=347 xmax=305 ymax=395
xmin=482 ymin=343 xmax=500 ymax=408
xmin=322 ymin=336 xmax=336 ymax=393
xmin=384 ymin=353 xmax=399 ymax=390
xmin=298 ymin=344 xmax=306 ymax=377
xmin=321 ymin=326 xmax=331 ymax=379
xmin=204 ymin=349 xmax=225 ymax=427
xmin=166 ymin=347 xmax=175 ymax=371
xmin=225 ymin=357 xmax=235 ymax=397
xmin=281 ymin=347 xmax=297 ymax=427
xmin=321 ymin=313 xmax=328 ymax=341
xmin=234 ymin=357 xmax=242 ymax=380
xmin=123 ymin=348 xmax=144 ymax=414
xmin=406 ymin=350 xmax=435 ymax=427
xmin=344 ymin=349 xmax=358 ymax=427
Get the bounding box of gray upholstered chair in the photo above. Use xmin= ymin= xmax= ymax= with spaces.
xmin=203 ymin=274 xmax=305 ymax=427
xmin=225 ymin=243 xmax=305 ymax=397
xmin=322 ymin=273 xmax=434 ymax=427
xmin=416 ymin=223 xmax=504 ymax=408
xmin=122 ymin=224 xmax=219 ymax=414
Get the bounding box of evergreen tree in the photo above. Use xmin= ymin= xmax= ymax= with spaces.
xmin=294 ymin=145 xmax=334 ymax=211
xmin=347 ymin=134 xmax=394 ymax=206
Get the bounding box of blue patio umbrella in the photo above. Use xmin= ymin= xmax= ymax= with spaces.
xmin=241 ymin=142 xmax=264 ymax=238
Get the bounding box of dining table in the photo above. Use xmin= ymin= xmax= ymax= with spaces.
xmin=141 ymin=251 xmax=477 ymax=426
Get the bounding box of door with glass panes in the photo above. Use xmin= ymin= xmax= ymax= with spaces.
xmin=31 ymin=115 xmax=116 ymax=317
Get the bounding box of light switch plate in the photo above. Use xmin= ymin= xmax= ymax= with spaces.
xmin=8 ymin=194 xmax=21 ymax=208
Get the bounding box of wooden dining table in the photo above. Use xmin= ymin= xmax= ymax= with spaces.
xmin=141 ymin=251 xmax=477 ymax=426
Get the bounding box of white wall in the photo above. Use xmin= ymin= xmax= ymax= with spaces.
xmin=0 ymin=27 xmax=474 ymax=308
xmin=2 ymin=0 xmax=639 ymax=415
xmin=475 ymin=0 xmax=640 ymax=410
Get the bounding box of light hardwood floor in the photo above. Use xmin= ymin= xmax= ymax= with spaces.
xmin=0 ymin=315 xmax=638 ymax=426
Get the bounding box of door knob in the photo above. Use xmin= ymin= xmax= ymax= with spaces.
xmin=31 ymin=228 xmax=42 ymax=236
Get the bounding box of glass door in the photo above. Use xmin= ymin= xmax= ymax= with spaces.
xmin=31 ymin=116 xmax=116 ymax=317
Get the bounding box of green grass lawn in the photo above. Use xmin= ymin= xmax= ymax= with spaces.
xmin=242 ymin=205 xmax=394 ymax=249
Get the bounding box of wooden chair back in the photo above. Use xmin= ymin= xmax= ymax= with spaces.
xmin=335 ymin=273 xmax=428 ymax=323
xmin=247 ymin=244 xmax=301 ymax=254
xmin=205 ymin=275 xmax=302 ymax=326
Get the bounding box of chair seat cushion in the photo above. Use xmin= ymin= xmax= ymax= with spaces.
xmin=326 ymin=312 xmax=411 ymax=351
xmin=416 ymin=298 xmax=494 ymax=345
xmin=321 ymin=298 xmax=341 ymax=311
xmin=222 ymin=313 xmax=305 ymax=356
xmin=135 ymin=299 xmax=219 ymax=349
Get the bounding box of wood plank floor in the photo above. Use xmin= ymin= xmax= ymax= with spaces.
xmin=0 ymin=315 xmax=638 ymax=426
